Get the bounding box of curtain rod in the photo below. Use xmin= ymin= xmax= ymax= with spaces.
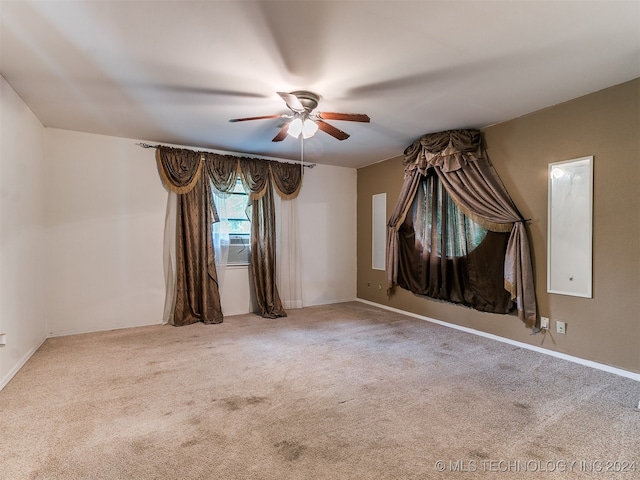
xmin=136 ymin=142 xmax=316 ymax=169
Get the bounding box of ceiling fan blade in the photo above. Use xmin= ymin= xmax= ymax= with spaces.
xmin=149 ymin=85 xmax=268 ymax=99
xmin=316 ymin=112 xmax=370 ymax=123
xmin=315 ymin=120 xmax=350 ymax=140
xmin=277 ymin=91 xmax=305 ymax=113
xmin=229 ymin=114 xmax=286 ymax=122
xmin=272 ymin=124 xmax=290 ymax=142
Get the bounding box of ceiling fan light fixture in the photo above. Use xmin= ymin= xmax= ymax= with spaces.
xmin=287 ymin=118 xmax=303 ymax=138
xmin=302 ymin=118 xmax=318 ymax=138
xmin=287 ymin=117 xmax=318 ymax=139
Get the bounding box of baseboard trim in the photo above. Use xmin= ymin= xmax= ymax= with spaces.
xmin=0 ymin=334 xmax=48 ymax=391
xmin=47 ymin=321 xmax=163 ymax=338
xmin=356 ymin=298 xmax=640 ymax=382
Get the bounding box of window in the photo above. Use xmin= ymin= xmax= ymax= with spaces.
xmin=212 ymin=178 xmax=251 ymax=265
xmin=396 ymin=171 xmax=512 ymax=314
xmin=416 ymin=173 xmax=487 ymax=258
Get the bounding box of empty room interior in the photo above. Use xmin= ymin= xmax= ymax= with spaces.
xmin=1 ymin=1 xmax=639 ymax=478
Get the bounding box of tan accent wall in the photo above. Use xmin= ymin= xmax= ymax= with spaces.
xmin=357 ymin=78 xmax=640 ymax=373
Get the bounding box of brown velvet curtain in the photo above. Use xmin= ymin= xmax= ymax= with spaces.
xmin=157 ymin=147 xmax=223 ymax=325
xmin=396 ymin=170 xmax=512 ymax=314
xmin=239 ymin=158 xmax=282 ymax=317
xmin=250 ymin=183 xmax=285 ymax=318
xmin=156 ymin=146 xmax=303 ymax=324
xmin=237 ymin=159 xmax=302 ymax=318
xmin=387 ymin=129 xmax=537 ymax=326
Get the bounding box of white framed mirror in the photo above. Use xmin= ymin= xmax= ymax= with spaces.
xmin=372 ymin=193 xmax=386 ymax=270
xmin=547 ymin=156 xmax=593 ymax=297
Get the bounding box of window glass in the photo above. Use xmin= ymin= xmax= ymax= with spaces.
xmin=417 ymin=173 xmax=486 ymax=258
xmin=212 ymin=178 xmax=251 ymax=265
xmin=225 ymin=193 xmax=251 ymax=235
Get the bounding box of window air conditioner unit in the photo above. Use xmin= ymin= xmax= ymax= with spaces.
xmin=228 ymin=235 xmax=250 ymax=265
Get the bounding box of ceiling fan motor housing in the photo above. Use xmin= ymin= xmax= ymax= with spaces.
xmin=291 ymin=90 xmax=320 ymax=112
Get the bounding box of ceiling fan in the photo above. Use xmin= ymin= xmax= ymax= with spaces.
xmin=229 ymin=91 xmax=370 ymax=142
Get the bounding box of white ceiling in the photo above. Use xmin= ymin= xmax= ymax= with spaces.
xmin=2 ymin=1 xmax=639 ymax=168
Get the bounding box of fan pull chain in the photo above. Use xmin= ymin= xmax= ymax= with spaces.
xmin=300 ymin=135 xmax=305 ymax=175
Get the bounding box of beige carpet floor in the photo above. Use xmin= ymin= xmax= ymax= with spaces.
xmin=1 ymin=302 xmax=638 ymax=479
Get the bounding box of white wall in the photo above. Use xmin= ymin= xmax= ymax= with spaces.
xmin=45 ymin=129 xmax=167 ymax=335
xmin=45 ymin=130 xmax=357 ymax=334
xmin=219 ymin=266 xmax=255 ymax=316
xmin=0 ymin=76 xmax=48 ymax=389
xmin=298 ymin=164 xmax=357 ymax=305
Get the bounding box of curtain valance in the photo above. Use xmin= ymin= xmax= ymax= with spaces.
xmin=203 ymin=153 xmax=239 ymax=193
xmin=388 ymin=129 xmax=538 ymax=326
xmin=156 ymin=147 xmax=203 ymax=194
xmin=239 ymin=158 xmax=270 ymax=200
xmin=156 ymin=147 xmax=303 ymax=200
xmin=403 ymin=129 xmax=484 ymax=174
xmin=270 ymin=161 xmax=303 ymax=200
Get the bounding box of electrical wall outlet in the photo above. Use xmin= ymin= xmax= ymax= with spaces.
xmin=540 ymin=317 xmax=549 ymax=329
xmin=0 ymin=333 xmax=6 ymax=347
xmin=556 ymin=321 xmax=567 ymax=334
